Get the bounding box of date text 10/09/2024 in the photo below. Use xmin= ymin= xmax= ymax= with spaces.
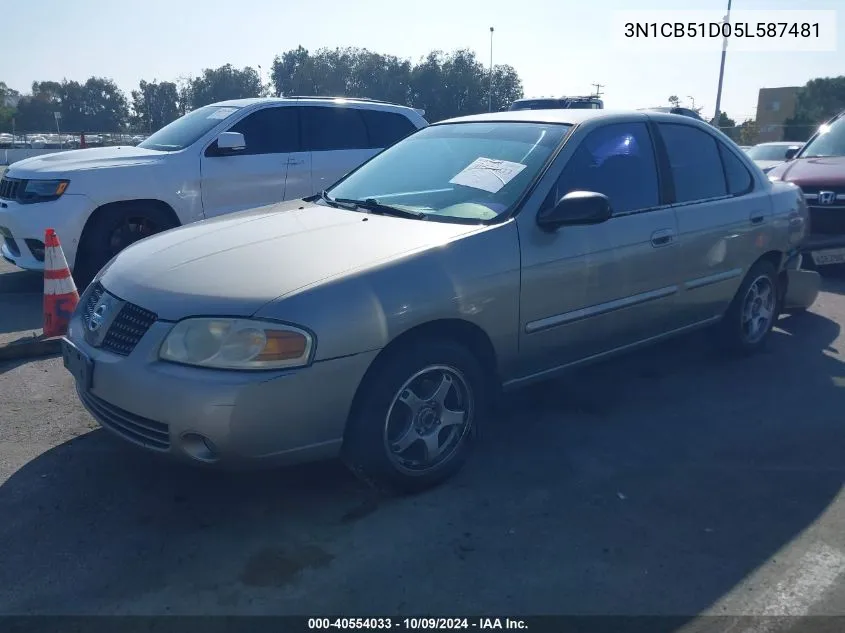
xmin=623 ymin=22 xmax=820 ymax=39
xmin=308 ymin=618 xmax=528 ymax=630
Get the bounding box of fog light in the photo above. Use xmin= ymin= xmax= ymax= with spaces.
xmin=180 ymin=432 xmax=218 ymax=463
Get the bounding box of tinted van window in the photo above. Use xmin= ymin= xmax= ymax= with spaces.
xmin=361 ymin=110 xmax=417 ymax=148
xmin=551 ymin=122 xmax=660 ymax=214
xmin=301 ymin=106 xmax=369 ymax=151
xmin=658 ymin=123 xmax=727 ymax=203
xmin=226 ymin=106 xmax=300 ymax=154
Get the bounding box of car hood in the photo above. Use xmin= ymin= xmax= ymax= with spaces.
xmin=6 ymin=145 xmax=168 ymax=177
xmin=99 ymin=201 xmax=482 ymax=321
xmin=768 ymin=155 xmax=845 ymax=186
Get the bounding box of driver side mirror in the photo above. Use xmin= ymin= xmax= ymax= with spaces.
xmin=537 ymin=191 xmax=613 ymax=231
xmin=785 ymin=147 xmax=800 ymax=160
xmin=215 ymin=131 xmax=246 ymax=154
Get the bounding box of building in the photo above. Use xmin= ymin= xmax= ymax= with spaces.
xmin=755 ymin=87 xmax=800 ymax=143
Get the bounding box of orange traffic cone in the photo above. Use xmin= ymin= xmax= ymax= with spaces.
xmin=43 ymin=228 xmax=79 ymax=338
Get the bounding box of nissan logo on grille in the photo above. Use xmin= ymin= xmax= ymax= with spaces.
xmin=818 ymin=191 xmax=836 ymax=205
xmin=88 ymin=302 xmax=111 ymax=332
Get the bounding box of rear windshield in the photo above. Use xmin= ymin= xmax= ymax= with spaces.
xmin=746 ymin=144 xmax=798 ymax=161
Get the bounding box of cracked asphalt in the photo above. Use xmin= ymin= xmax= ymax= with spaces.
xmin=1 ymin=261 xmax=844 ymax=627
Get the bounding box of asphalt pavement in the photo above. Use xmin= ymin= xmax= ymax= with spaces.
xmin=1 ymin=261 xmax=845 ymax=624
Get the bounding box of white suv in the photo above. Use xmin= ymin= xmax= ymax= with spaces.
xmin=0 ymin=96 xmax=428 ymax=284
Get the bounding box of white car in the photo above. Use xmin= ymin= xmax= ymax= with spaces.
xmin=0 ymin=96 xmax=428 ymax=284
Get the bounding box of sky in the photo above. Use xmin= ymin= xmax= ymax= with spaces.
xmin=3 ymin=0 xmax=843 ymax=123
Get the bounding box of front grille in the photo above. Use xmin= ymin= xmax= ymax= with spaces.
xmin=101 ymin=302 xmax=158 ymax=356
xmin=801 ymin=185 xmax=845 ymax=197
xmin=80 ymin=282 xmax=158 ymax=356
xmin=808 ymin=207 xmax=845 ymax=235
xmin=0 ymin=176 xmax=25 ymax=201
xmin=79 ymin=389 xmax=170 ymax=450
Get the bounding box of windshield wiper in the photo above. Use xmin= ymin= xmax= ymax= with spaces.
xmin=334 ymin=197 xmax=426 ymax=219
xmin=319 ymin=190 xmax=358 ymax=210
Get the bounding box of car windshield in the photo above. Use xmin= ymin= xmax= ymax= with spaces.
xmin=746 ymin=144 xmax=796 ymax=161
xmin=138 ymin=105 xmax=242 ymax=151
xmin=324 ymin=122 xmax=571 ymax=222
xmin=800 ymin=116 xmax=845 ymax=158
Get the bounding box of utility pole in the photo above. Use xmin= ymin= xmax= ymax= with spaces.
xmin=488 ymin=27 xmax=494 ymax=112
xmin=713 ymin=0 xmax=732 ymax=124
xmin=592 ymin=83 xmax=604 ymax=98
xmin=687 ymin=95 xmax=696 ymax=109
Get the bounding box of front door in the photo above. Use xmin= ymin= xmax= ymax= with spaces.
xmin=518 ymin=121 xmax=682 ymax=376
xmin=200 ymin=105 xmax=301 ymax=218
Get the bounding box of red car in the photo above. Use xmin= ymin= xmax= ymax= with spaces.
xmin=767 ymin=110 xmax=845 ymax=271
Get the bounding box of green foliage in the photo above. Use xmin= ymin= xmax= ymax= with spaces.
xmin=1 ymin=45 xmax=525 ymax=133
xmin=271 ymin=47 xmax=523 ymax=122
xmin=737 ymin=120 xmax=759 ymax=146
xmin=784 ymin=75 xmax=845 ymax=142
xmin=717 ymin=112 xmax=737 ymax=140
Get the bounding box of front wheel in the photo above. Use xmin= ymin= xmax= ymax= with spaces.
xmin=342 ymin=338 xmax=491 ymax=495
xmin=717 ymin=260 xmax=780 ymax=354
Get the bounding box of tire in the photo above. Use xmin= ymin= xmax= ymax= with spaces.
xmin=73 ymin=202 xmax=176 ymax=289
xmin=717 ymin=259 xmax=780 ymax=354
xmin=342 ymin=338 xmax=492 ymax=495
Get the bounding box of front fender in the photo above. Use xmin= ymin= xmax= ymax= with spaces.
xmin=253 ymin=221 xmax=523 ymax=375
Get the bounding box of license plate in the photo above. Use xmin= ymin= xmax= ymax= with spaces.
xmin=811 ymin=248 xmax=845 ymax=266
xmin=61 ymin=337 xmax=94 ymax=391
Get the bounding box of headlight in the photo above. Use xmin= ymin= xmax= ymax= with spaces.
xmin=22 ymin=179 xmax=69 ymax=203
xmin=159 ymin=318 xmax=314 ymax=370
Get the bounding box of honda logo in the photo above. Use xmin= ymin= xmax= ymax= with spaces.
xmin=818 ymin=191 xmax=836 ymax=205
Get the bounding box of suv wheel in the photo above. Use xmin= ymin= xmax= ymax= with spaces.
xmin=74 ymin=203 xmax=175 ymax=288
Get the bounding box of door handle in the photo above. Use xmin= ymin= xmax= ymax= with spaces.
xmin=750 ymin=213 xmax=766 ymax=225
xmin=651 ymin=229 xmax=675 ymax=247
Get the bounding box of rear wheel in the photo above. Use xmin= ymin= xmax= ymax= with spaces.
xmin=717 ymin=260 xmax=779 ymax=354
xmin=342 ymin=338 xmax=491 ymax=495
xmin=73 ymin=203 xmax=176 ymax=289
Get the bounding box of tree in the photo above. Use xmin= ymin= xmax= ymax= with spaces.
xmin=783 ymin=76 xmax=845 ymax=142
xmin=131 ymin=80 xmax=179 ymax=132
xmin=738 ymin=119 xmax=758 ymax=146
xmin=716 ymin=111 xmax=737 ymax=140
xmin=0 ymin=82 xmax=19 ymax=132
xmin=668 ymin=95 xmax=680 ymax=107
xmin=190 ymin=64 xmax=261 ymax=108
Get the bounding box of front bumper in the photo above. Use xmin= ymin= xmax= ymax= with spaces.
xmin=65 ymin=311 xmax=379 ymax=468
xmin=0 ymin=194 xmax=93 ymax=271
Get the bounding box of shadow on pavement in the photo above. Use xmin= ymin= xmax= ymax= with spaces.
xmin=0 ymin=314 xmax=843 ymax=618
xmin=0 ymin=268 xmax=41 ymax=294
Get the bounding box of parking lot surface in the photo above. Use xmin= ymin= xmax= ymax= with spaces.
xmin=1 ymin=261 xmax=845 ymax=622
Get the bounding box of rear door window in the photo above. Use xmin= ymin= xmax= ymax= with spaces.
xmin=360 ymin=110 xmax=417 ymax=149
xmin=301 ymin=106 xmax=369 ymax=151
xmin=657 ymin=123 xmax=728 ymax=203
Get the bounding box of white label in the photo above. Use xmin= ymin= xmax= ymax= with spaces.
xmin=609 ymin=10 xmax=837 ymax=52
xmin=449 ymin=158 xmax=527 ymax=194
xmin=207 ymin=107 xmax=239 ymax=120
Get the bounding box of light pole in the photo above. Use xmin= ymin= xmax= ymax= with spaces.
xmin=687 ymin=95 xmax=696 ymax=110
xmin=488 ymin=27 xmax=494 ymax=112
xmin=713 ymin=0 xmax=732 ymax=124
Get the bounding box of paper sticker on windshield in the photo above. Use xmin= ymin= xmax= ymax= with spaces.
xmin=449 ymin=158 xmax=527 ymax=193
xmin=207 ymin=107 xmax=239 ymax=120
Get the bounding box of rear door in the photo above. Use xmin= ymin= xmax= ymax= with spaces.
xmin=654 ymin=121 xmax=765 ymax=324
xmin=300 ymin=106 xmax=376 ymax=194
xmin=200 ymin=105 xmax=302 ymax=218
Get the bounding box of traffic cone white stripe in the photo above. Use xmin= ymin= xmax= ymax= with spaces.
xmin=44 ymin=245 xmax=71 ymax=284
xmin=44 ymin=276 xmax=76 ymax=296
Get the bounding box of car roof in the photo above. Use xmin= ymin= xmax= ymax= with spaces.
xmin=438 ymin=109 xmax=710 ymax=126
xmin=208 ymin=96 xmax=423 ymax=115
